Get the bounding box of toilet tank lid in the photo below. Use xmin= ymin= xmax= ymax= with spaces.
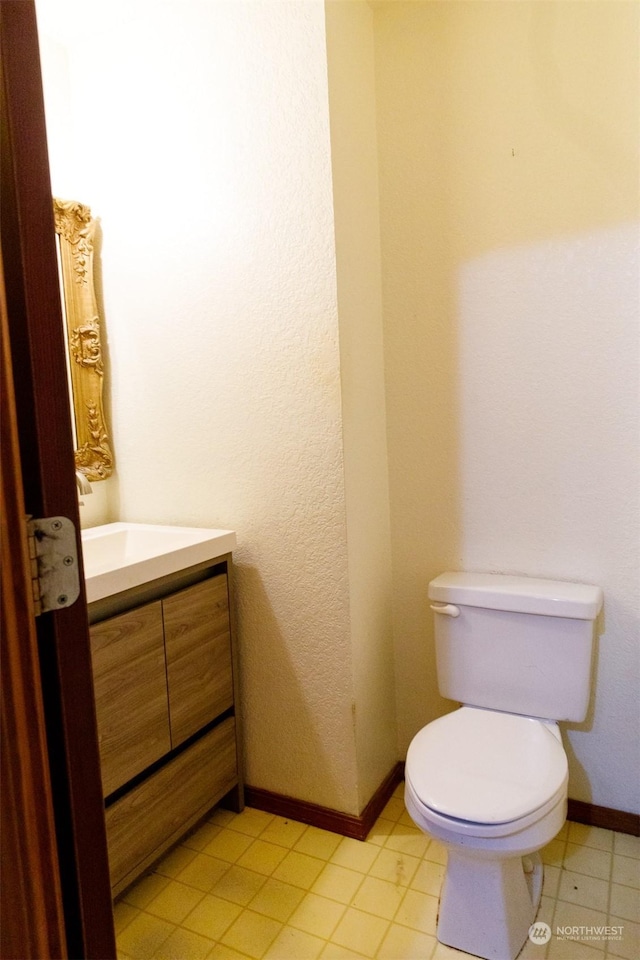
xmin=429 ymin=572 xmax=603 ymax=620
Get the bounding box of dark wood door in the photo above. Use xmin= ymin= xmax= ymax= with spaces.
xmin=1 ymin=3 xmax=116 ymax=957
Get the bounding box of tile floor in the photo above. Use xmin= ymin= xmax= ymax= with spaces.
xmin=115 ymin=784 xmax=639 ymax=960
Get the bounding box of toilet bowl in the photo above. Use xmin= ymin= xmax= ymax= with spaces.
xmin=405 ymin=572 xmax=602 ymax=960
xmin=406 ymin=707 xmax=568 ymax=846
xmin=405 ymin=707 xmax=568 ymax=960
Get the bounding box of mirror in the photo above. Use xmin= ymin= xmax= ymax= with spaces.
xmin=53 ymin=197 xmax=114 ymax=481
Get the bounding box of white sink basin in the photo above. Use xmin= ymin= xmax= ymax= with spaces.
xmin=81 ymin=522 xmax=236 ymax=603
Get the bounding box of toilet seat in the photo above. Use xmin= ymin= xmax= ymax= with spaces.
xmin=406 ymin=706 xmax=568 ymax=825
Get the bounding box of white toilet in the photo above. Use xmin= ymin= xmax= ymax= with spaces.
xmin=404 ymin=572 xmax=603 ymax=960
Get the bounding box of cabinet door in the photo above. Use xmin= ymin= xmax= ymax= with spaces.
xmin=163 ymin=576 xmax=234 ymax=747
xmin=90 ymin=602 xmax=171 ymax=796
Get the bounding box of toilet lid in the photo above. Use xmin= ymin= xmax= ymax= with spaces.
xmin=406 ymin=707 xmax=568 ymax=824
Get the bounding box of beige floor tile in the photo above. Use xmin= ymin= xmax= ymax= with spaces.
xmin=379 ymin=798 xmax=405 ymax=823
xmin=202 ymin=830 xmax=256 ymax=864
xmin=122 ymin=873 xmax=171 ymax=910
xmin=364 ymin=818 xmax=395 ymax=848
xmin=116 ymin=912 xmax=175 ymax=960
xmin=393 ymin=888 xmax=439 ymax=936
xmin=210 ymin=864 xmax=267 ymax=906
xmin=612 ymin=854 xmax=640 ymax=889
xmin=330 ymin=838 xmax=380 ymax=874
xmin=209 ymin=808 xmax=237 ymax=827
xmin=552 ymin=899 xmax=608 ymax=937
xmin=517 ymin=936 xmax=550 ymax=960
xmin=294 ymin=827 xmax=343 ymax=861
xmin=183 ymin=822 xmax=223 ymax=853
xmin=236 ymin=839 xmax=289 ymax=877
xmin=397 ymin=808 xmax=418 ymax=829
xmin=249 ymin=878 xmax=306 ymax=922
xmin=613 ymin=833 xmax=640 ymax=860
xmin=384 ymin=823 xmax=430 ymax=859
xmin=563 ymin=842 xmax=612 ymax=880
xmin=410 ymin=858 xmax=445 ymax=898
xmin=225 ymin=808 xmax=275 ymax=838
xmin=558 ymin=869 xmax=610 ymax=911
xmin=350 ymin=876 xmax=404 ymax=922
xmin=607 ymin=916 xmax=639 ymax=960
xmin=546 ymin=936 xmax=605 ymax=959
xmin=431 ymin=943 xmax=473 ymax=959
xmin=154 ymin=845 xmax=198 ymax=880
xmin=320 ymin=942 xmax=368 ymax=959
xmin=113 ymin=796 xmax=639 ymax=960
xmin=175 ymin=853 xmax=231 ymax=894
xmin=260 ymin=816 xmax=308 ymax=850
xmin=288 ymin=892 xmax=346 ymax=939
xmin=113 ymin=900 xmax=140 ymax=935
xmin=534 ymin=895 xmax=556 ymax=929
xmin=541 ymin=864 xmax=561 ymax=899
xmin=153 ymin=926 xmax=216 ymax=960
xmin=264 ymin=925 xmax=326 ymax=959
xmin=182 ymin=894 xmax=243 ymax=941
xmin=220 ymin=908 xmax=283 ymax=959
xmin=368 ymin=846 xmax=420 ymax=888
xmin=541 ymin=838 xmax=567 ymax=867
xmin=145 ymin=880 xmax=206 ymax=924
xmin=207 ymin=944 xmax=256 ymax=960
xmin=330 ymin=906 xmax=390 ymax=957
xmin=272 ymin=851 xmax=327 ymax=890
xmin=424 ymin=840 xmax=447 ymax=866
xmin=566 ymin=823 xmax=614 ymax=852
xmin=311 ymin=863 xmax=365 ymax=905
xmin=376 ymin=922 xmax=436 ymax=960
xmin=609 ymin=881 xmax=640 ymax=922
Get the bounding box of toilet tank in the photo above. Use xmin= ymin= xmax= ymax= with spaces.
xmin=429 ymin=573 xmax=603 ymax=722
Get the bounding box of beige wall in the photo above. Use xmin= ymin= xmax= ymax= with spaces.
xmin=38 ymin=0 xmax=640 ymax=818
xmin=325 ymin=0 xmax=397 ymax=809
xmin=38 ymin=0 xmax=354 ymax=814
xmin=374 ymin=1 xmax=640 ymax=813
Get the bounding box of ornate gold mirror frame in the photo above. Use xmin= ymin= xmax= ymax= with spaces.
xmin=53 ymin=198 xmax=114 ymax=480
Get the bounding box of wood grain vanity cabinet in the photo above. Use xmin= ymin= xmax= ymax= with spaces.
xmin=88 ymin=558 xmax=242 ymax=896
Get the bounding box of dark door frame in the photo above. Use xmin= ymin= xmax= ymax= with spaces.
xmin=1 ymin=3 xmax=116 ymax=956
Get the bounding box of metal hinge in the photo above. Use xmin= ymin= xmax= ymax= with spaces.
xmin=26 ymin=516 xmax=81 ymax=617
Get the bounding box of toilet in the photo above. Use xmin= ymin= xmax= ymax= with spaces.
xmin=404 ymin=572 xmax=603 ymax=960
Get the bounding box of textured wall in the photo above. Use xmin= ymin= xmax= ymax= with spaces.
xmin=38 ymin=0 xmax=362 ymax=813
xmin=38 ymin=0 xmax=640 ymax=818
xmin=325 ymin=0 xmax=397 ymax=809
xmin=374 ymin=1 xmax=640 ymax=813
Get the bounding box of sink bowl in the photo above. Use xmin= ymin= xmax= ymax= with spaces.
xmin=81 ymin=522 xmax=236 ymax=603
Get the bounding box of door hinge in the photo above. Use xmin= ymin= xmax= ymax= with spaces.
xmin=26 ymin=516 xmax=81 ymax=617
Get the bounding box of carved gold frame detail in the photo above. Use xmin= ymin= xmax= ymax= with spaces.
xmin=53 ymin=198 xmax=113 ymax=480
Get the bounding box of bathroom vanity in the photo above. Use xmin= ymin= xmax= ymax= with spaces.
xmin=83 ymin=524 xmax=242 ymax=895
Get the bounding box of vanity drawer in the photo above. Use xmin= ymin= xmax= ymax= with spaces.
xmin=90 ymin=601 xmax=171 ymax=796
xmin=105 ymin=719 xmax=238 ymax=895
xmin=163 ymin=575 xmax=234 ymax=747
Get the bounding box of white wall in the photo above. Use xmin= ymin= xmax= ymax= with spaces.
xmin=374 ymin=0 xmax=640 ymax=814
xmin=325 ymin=0 xmax=397 ymax=809
xmin=38 ymin=0 xmax=640 ymax=818
xmin=37 ymin=0 xmax=365 ymax=814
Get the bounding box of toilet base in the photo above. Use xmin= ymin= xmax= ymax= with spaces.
xmin=437 ymin=850 xmax=543 ymax=960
